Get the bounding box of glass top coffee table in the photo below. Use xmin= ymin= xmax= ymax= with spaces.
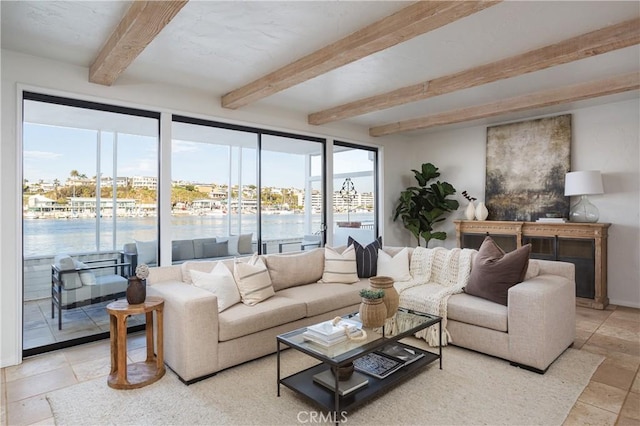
xmin=276 ymin=308 xmax=442 ymax=421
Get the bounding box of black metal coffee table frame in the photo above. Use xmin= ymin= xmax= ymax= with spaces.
xmin=277 ymin=308 xmax=442 ymax=423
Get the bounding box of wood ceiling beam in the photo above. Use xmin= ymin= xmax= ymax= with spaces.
xmin=89 ymin=0 xmax=188 ymax=86
xmin=369 ymin=72 xmax=639 ymax=137
xmin=221 ymin=1 xmax=500 ymax=110
xmin=311 ymin=17 xmax=640 ymax=125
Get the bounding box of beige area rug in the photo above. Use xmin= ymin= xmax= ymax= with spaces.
xmin=47 ymin=342 xmax=603 ymax=426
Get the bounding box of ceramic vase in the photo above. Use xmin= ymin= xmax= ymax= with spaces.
xmin=126 ymin=277 xmax=146 ymax=305
xmin=475 ymin=202 xmax=489 ymax=221
xmin=359 ymin=297 xmax=387 ymax=328
xmin=464 ymin=202 xmax=476 ymax=220
xmin=369 ymin=276 xmax=399 ymax=318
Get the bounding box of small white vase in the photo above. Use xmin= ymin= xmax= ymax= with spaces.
xmin=475 ymin=202 xmax=488 ymax=221
xmin=464 ymin=202 xmax=476 ymax=220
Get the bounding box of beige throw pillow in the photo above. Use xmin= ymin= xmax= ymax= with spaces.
xmin=319 ymin=245 xmax=359 ymax=284
xmin=234 ymin=253 xmax=274 ymax=306
xmin=190 ymin=263 xmax=241 ymax=312
xmin=265 ymin=248 xmax=324 ymax=291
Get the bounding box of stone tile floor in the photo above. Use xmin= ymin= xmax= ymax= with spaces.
xmin=2 ymin=305 xmax=639 ymax=425
xmin=23 ymin=298 xmax=145 ymax=351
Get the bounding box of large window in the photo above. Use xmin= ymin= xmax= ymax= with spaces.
xmin=332 ymin=142 xmax=378 ymax=246
xmin=22 ymin=93 xmax=159 ymax=353
xmin=20 ymin=96 xmax=379 ymax=357
xmin=171 ymin=117 xmax=325 ymax=260
xmin=171 ymin=119 xmax=258 ymax=260
xmin=261 ymin=134 xmax=324 ymax=253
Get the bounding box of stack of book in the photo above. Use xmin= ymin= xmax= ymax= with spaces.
xmin=303 ymin=318 xmax=363 ymax=347
xmin=313 ymin=370 xmax=369 ymax=396
xmin=536 ymin=217 xmax=567 ymax=223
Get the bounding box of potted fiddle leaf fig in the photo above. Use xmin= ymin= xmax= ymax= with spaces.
xmin=393 ymin=163 xmax=459 ymax=247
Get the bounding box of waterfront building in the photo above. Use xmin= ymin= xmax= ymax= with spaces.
xmin=131 ymin=175 xmax=157 ymax=190
xmin=68 ymin=197 xmax=137 ymax=216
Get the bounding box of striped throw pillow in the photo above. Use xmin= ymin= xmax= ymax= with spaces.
xmin=349 ymin=236 xmax=382 ymax=278
xmin=234 ymin=254 xmax=274 ymax=306
xmin=320 ymin=245 xmax=359 ymax=284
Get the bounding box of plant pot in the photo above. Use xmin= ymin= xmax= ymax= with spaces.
xmin=126 ymin=277 xmax=146 ymax=305
xmin=369 ymin=276 xmax=399 ymax=318
xmin=359 ymin=297 xmax=387 ymax=328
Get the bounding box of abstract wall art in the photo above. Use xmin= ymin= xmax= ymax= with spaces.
xmin=485 ymin=114 xmax=571 ymax=221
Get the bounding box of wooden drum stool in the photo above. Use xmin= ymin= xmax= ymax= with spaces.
xmin=106 ymin=296 xmax=165 ymax=389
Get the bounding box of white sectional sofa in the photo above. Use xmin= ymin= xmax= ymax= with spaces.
xmin=146 ymin=245 xmax=575 ymax=384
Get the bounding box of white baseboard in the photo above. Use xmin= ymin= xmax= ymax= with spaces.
xmin=608 ymin=299 xmax=640 ymax=309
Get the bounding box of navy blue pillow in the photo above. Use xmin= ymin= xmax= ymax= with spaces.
xmin=348 ymin=236 xmax=382 ymax=278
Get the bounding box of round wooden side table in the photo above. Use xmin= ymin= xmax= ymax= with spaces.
xmin=106 ymin=296 xmax=165 ymax=389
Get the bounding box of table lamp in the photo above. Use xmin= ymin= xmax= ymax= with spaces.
xmin=564 ymin=171 xmax=604 ymax=223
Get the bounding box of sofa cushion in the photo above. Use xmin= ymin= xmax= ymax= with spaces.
xmin=237 ymin=233 xmax=253 ymax=255
xmin=122 ymin=242 xmax=137 ymax=254
xmin=464 ymin=237 xmax=531 ymax=306
xmin=319 ymin=245 xmax=359 ymax=284
xmin=172 ymin=240 xmax=196 ymax=262
xmin=203 ymin=241 xmax=228 ymax=258
xmin=277 ymin=279 xmax=369 ymax=317
xmin=216 ymin=235 xmax=240 ymax=256
xmin=135 ymin=239 xmax=157 ymax=265
xmin=234 ymin=254 xmax=274 ymax=306
xmin=448 ymin=292 xmax=508 ymax=332
xmin=349 ymin=236 xmax=382 ymax=278
xmin=377 ymin=248 xmax=412 ymax=282
xmin=192 ymin=238 xmax=218 ymax=259
xmin=61 ymin=274 xmax=127 ymax=305
xmin=190 ymin=263 xmax=240 ymax=312
xmin=74 ymin=260 xmax=97 ymax=286
xmin=218 ymin=295 xmax=306 ymax=341
xmin=53 ymin=254 xmax=82 ymax=290
xmin=265 ymin=248 xmax=325 ymax=291
xmin=525 ymin=259 xmax=540 ymax=280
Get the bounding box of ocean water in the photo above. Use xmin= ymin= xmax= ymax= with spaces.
xmin=23 ymin=213 xmax=373 ymax=257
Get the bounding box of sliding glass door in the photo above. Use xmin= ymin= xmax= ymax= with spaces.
xmin=22 ymin=93 xmax=159 ymax=354
xmin=171 ymin=118 xmax=258 ymax=261
xmin=332 ymin=142 xmax=378 ymax=246
xmin=261 ymin=134 xmax=324 ymax=254
xmin=171 ymin=117 xmax=325 ymax=259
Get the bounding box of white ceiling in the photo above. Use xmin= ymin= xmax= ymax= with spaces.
xmin=2 ymin=1 xmax=639 ymax=135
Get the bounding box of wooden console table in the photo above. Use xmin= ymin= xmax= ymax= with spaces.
xmin=106 ymin=297 xmax=165 ymax=389
xmin=454 ymin=220 xmax=610 ymax=309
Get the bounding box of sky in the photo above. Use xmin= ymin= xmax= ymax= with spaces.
xmin=23 ymin=123 xmax=375 ymax=192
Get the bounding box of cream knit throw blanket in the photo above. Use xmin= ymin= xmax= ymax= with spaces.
xmin=387 ymin=246 xmax=474 ymax=347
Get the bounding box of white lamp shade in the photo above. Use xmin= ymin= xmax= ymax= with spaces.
xmin=564 ymin=171 xmax=604 ymax=196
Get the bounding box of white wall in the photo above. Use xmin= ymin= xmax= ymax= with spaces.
xmin=0 ymin=50 xmax=404 ymax=367
xmin=391 ymin=99 xmax=640 ymax=308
